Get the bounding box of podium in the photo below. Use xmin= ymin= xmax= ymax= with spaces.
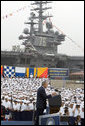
xmin=48 ymin=95 xmax=62 ymax=114
xmin=39 ymin=114 xmax=60 ymax=125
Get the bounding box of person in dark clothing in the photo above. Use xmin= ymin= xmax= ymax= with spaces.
xmin=1 ymin=105 xmax=5 ymax=120
xmin=35 ymin=80 xmax=56 ymax=125
xmin=74 ymin=115 xmax=81 ymax=125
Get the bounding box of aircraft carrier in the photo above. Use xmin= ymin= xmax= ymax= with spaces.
xmin=1 ymin=1 xmax=84 ymax=73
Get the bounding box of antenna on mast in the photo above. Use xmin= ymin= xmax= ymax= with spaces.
xmin=31 ymin=1 xmax=53 ymax=33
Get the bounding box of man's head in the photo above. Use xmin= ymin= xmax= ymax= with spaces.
xmin=20 ymin=101 xmax=23 ymax=105
xmin=64 ymin=108 xmax=69 ymax=115
xmin=76 ymin=115 xmax=81 ymax=122
xmin=42 ymin=80 xmax=48 ymax=88
xmin=76 ymin=105 xmax=80 ymax=109
xmin=15 ymin=101 xmax=18 ymax=105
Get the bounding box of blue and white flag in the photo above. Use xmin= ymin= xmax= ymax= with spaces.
xmin=4 ymin=66 xmax=15 ymax=77
xmin=15 ymin=67 xmax=26 ymax=77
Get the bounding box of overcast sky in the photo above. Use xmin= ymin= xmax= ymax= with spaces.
xmin=1 ymin=1 xmax=84 ymax=56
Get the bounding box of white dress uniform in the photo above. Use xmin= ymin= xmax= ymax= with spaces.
xmin=13 ymin=102 xmax=18 ymax=111
xmin=69 ymin=108 xmax=74 ymax=116
xmin=7 ymin=101 xmax=12 ymax=110
xmin=80 ymin=110 xmax=84 ymax=118
xmin=21 ymin=103 xmax=28 ymax=111
xmin=28 ymin=103 xmax=34 ymax=110
xmin=4 ymin=101 xmax=9 ymax=109
xmin=60 ymin=106 xmax=64 ymax=115
xmin=73 ymin=108 xmax=80 ymax=117
xmin=16 ymin=103 xmax=21 ymax=111
xmin=2 ymin=99 xmax=6 ymax=107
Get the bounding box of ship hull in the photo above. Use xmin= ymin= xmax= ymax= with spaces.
xmin=1 ymin=51 xmax=84 ymax=73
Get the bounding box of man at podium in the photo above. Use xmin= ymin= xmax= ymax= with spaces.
xmin=35 ymin=80 xmax=57 ymax=125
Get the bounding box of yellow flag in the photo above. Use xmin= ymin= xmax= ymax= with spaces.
xmin=27 ymin=68 xmax=29 ymax=78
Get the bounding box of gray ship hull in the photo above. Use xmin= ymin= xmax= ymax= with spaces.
xmin=1 ymin=51 xmax=84 ymax=73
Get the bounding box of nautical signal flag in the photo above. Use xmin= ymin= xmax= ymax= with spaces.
xmin=4 ymin=66 xmax=15 ymax=78
xmin=37 ymin=67 xmax=48 ymax=78
xmin=1 ymin=66 xmax=3 ymax=76
xmin=15 ymin=67 xmax=26 ymax=77
xmin=27 ymin=68 xmax=37 ymax=78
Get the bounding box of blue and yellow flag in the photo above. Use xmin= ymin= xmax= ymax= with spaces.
xmin=27 ymin=68 xmax=37 ymax=78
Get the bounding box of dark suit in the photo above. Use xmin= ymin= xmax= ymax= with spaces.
xmin=1 ymin=105 xmax=5 ymax=120
xmin=35 ymin=86 xmax=52 ymax=125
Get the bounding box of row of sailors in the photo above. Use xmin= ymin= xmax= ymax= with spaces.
xmin=58 ymin=103 xmax=84 ymax=118
xmin=1 ymin=98 xmax=34 ymax=111
xmin=1 ymin=97 xmax=84 ymax=119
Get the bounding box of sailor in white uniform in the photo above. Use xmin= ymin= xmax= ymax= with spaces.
xmin=73 ymin=104 xmax=80 ymax=117
xmin=69 ymin=104 xmax=74 ymax=116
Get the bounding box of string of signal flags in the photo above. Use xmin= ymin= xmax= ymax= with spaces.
xmin=1 ymin=3 xmax=84 ymax=54
xmin=1 ymin=2 xmax=42 ymax=20
xmin=1 ymin=3 xmax=37 ymax=20
xmin=1 ymin=6 xmax=27 ymax=20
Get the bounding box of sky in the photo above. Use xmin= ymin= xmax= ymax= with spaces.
xmin=1 ymin=1 xmax=84 ymax=56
